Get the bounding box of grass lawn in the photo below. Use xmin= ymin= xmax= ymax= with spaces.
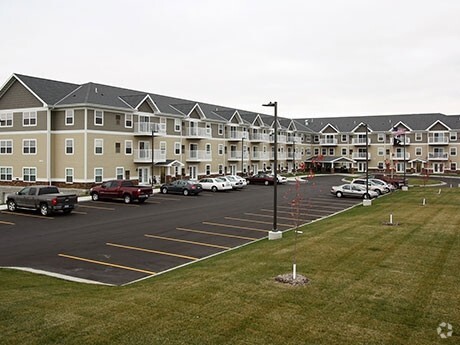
xmin=0 ymin=187 xmax=459 ymax=345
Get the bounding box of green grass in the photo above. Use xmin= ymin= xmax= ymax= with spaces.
xmin=1 ymin=188 xmax=459 ymax=345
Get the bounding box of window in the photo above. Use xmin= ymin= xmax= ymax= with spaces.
xmin=450 ymin=132 xmax=457 ymax=141
xmin=378 ymin=133 xmax=385 ymax=142
xmin=116 ymin=167 xmax=124 ymax=180
xmin=451 ymin=162 xmax=457 ymax=171
xmin=341 ymin=148 xmax=347 ymax=155
xmin=94 ymin=168 xmax=103 ymax=183
xmin=0 ymin=167 xmax=12 ymax=181
xmin=65 ymin=139 xmax=74 ymax=155
xmin=23 ymin=139 xmax=36 ymax=154
xmin=450 ymin=147 xmax=457 ymax=156
xmin=65 ymin=168 xmax=74 ymax=184
xmin=306 ymin=148 xmax=311 ymax=155
xmin=174 ymin=119 xmax=181 ymax=132
xmin=321 ymin=148 xmax=327 ymax=155
xmin=0 ymin=140 xmax=12 ymax=154
xmin=218 ymin=164 xmax=223 ymax=175
xmin=94 ymin=139 xmax=103 ymax=154
xmin=218 ymin=124 xmax=223 ymax=135
xmin=218 ymin=144 xmax=224 ymax=155
xmin=314 ymin=148 xmax=319 ymax=155
xmin=65 ymin=110 xmax=74 ymax=125
xmin=175 ymin=142 xmax=181 ymax=155
xmin=341 ymin=134 xmax=347 ymax=142
xmin=415 ymin=147 xmax=422 ymax=156
xmin=377 ymin=147 xmax=384 ymax=156
xmin=122 ymin=113 xmax=132 ymax=128
xmin=23 ymin=111 xmax=37 ymax=126
xmin=314 ymin=135 xmax=319 ymax=143
xmin=23 ymin=167 xmax=36 ymax=182
xmin=95 ymin=110 xmax=103 ymax=125
xmin=206 ymin=143 xmax=211 ymax=153
xmin=125 ymin=140 xmax=132 ymax=155
xmin=115 ymin=142 xmax=121 ymax=153
xmin=206 ymin=165 xmax=211 ymax=175
xmin=328 ymin=148 xmax=334 ymax=155
xmin=160 ymin=141 xmax=166 ymax=156
xmin=415 ymin=132 xmax=422 ymax=141
xmin=0 ymin=112 xmax=13 ymax=127
xmin=378 ymin=161 xmax=384 ymax=169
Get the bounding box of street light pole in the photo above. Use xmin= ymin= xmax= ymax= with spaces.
xmin=241 ymin=135 xmax=244 ymax=176
xmin=403 ymin=132 xmax=406 ymax=187
xmin=263 ymin=101 xmax=281 ymax=239
xmin=151 ymin=123 xmax=157 ymax=187
xmin=365 ymin=124 xmax=369 ymax=197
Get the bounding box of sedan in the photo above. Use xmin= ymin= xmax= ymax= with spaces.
xmin=198 ymin=177 xmax=232 ymax=192
xmin=221 ymin=175 xmax=244 ymax=189
xmin=246 ymin=172 xmax=276 ymax=186
xmin=160 ymin=180 xmax=203 ymax=196
xmin=226 ymin=175 xmax=247 ymax=188
xmin=268 ymin=174 xmax=288 ymax=184
xmin=330 ymin=183 xmax=378 ymax=199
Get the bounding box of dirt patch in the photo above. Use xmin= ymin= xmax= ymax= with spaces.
xmin=275 ymin=273 xmax=310 ymax=286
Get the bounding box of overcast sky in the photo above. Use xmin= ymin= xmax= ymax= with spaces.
xmin=1 ymin=0 xmax=460 ymax=118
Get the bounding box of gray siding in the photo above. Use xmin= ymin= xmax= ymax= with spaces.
xmin=0 ymin=80 xmax=43 ymax=110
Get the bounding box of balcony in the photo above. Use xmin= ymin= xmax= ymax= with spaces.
xmin=392 ymin=152 xmax=410 ymax=160
xmin=428 ymin=136 xmax=449 ymax=145
xmin=393 ymin=136 xmax=411 ymax=145
xmin=286 ymin=136 xmax=302 ymax=144
xmin=228 ymin=151 xmax=250 ymax=161
xmin=134 ymin=122 xmax=167 ymax=136
xmin=186 ymin=150 xmax=212 ymax=161
xmin=286 ymin=152 xmax=302 ymax=160
xmin=185 ymin=126 xmax=212 ymax=139
xmin=269 ymin=134 xmax=287 ymax=144
xmin=319 ymin=138 xmax=338 ymax=146
xmin=428 ymin=152 xmax=449 ymax=160
xmin=352 ymin=152 xmax=371 ymax=160
xmin=251 ymin=151 xmax=270 ymax=160
xmin=352 ymin=138 xmax=371 ymax=146
xmin=269 ymin=152 xmax=287 ymax=160
xmin=226 ymin=131 xmax=248 ymax=141
xmin=133 ymin=149 xmax=166 ymax=163
xmin=250 ymin=133 xmax=271 ymax=142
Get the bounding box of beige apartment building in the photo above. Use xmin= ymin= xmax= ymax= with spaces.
xmin=0 ymin=73 xmax=459 ymax=188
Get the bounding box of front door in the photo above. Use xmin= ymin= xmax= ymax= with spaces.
xmin=189 ymin=166 xmax=198 ymax=180
xmin=433 ymin=163 xmax=444 ymax=173
xmin=138 ymin=167 xmax=149 ymax=185
xmin=357 ymin=162 xmax=366 ymax=172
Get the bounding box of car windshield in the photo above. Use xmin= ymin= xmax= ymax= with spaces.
xmin=216 ymin=178 xmax=226 ymax=182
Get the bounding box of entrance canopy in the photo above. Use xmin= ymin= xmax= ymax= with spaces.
xmin=154 ymin=159 xmax=184 ymax=167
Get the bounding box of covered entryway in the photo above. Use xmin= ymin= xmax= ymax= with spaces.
xmin=153 ymin=160 xmax=185 ymax=183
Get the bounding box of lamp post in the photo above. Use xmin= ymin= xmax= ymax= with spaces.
xmin=363 ymin=123 xmax=372 ymax=206
xmin=151 ymin=123 xmax=157 ymax=187
xmin=262 ymin=101 xmax=281 ymax=239
xmin=241 ymin=135 xmax=244 ymax=176
xmin=292 ymin=134 xmax=296 ymax=174
xmin=403 ymin=132 xmax=407 ymax=187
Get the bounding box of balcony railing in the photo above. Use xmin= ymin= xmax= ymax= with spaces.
xmin=226 ymin=131 xmax=248 ymax=140
xmin=319 ymin=138 xmax=338 ymax=145
xmin=428 ymin=152 xmax=449 ymax=160
xmin=134 ymin=122 xmax=167 ymax=135
xmin=228 ymin=151 xmax=249 ymax=161
xmin=185 ymin=126 xmax=212 ymax=138
xmin=187 ymin=150 xmax=212 ymax=161
xmin=133 ymin=149 xmax=166 ymax=163
xmin=428 ymin=136 xmax=449 ymax=145
xmin=269 ymin=152 xmax=287 ymax=160
xmin=251 ymin=152 xmax=270 ymax=160
xmin=352 ymin=152 xmax=371 ymax=160
xmin=352 ymin=138 xmax=371 ymax=145
xmin=269 ymin=135 xmax=287 ymax=144
xmin=392 ymin=152 xmax=410 ymax=160
xmin=250 ymin=133 xmax=271 ymax=142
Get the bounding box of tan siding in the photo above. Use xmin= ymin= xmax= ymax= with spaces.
xmin=51 ymin=109 xmax=85 ymax=130
xmin=0 ymin=80 xmax=43 ymax=110
xmin=138 ymin=101 xmax=154 ymax=113
xmin=51 ymin=133 xmax=86 ymax=180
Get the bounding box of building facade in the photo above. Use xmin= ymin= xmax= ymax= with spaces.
xmin=1 ymin=73 xmax=459 ymax=188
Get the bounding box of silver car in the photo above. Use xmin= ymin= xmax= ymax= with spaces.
xmin=331 ymin=183 xmax=378 ymax=199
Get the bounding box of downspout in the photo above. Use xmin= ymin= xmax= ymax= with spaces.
xmin=84 ymin=108 xmax=88 ymax=182
xmin=47 ymin=107 xmax=52 ymax=185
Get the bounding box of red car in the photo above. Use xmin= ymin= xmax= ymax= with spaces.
xmin=246 ymin=172 xmax=276 ymax=186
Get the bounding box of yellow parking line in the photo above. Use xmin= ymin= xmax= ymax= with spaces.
xmin=144 ymin=234 xmax=230 ymax=249
xmin=106 ymin=242 xmax=197 ymax=261
xmin=58 ymin=253 xmax=156 ymax=275
xmin=244 ymin=212 xmax=310 ymax=223
xmin=0 ymin=220 xmax=15 ymax=225
xmin=1 ymin=211 xmax=53 ymax=219
xmin=177 ymin=227 xmax=257 ymax=240
xmin=202 ymin=221 xmax=268 ymax=233
xmin=78 ymin=204 xmax=115 ymax=210
xmin=224 ymin=217 xmax=294 ymax=227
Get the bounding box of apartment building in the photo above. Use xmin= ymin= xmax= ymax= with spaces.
xmin=1 ymin=73 xmax=459 ymax=188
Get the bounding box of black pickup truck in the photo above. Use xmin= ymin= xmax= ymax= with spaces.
xmin=6 ymin=186 xmax=78 ymax=216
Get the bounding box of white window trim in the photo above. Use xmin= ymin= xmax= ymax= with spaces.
xmin=174 ymin=119 xmax=181 ymax=132
xmin=0 ymin=139 xmax=13 ymax=155
xmin=125 ymin=140 xmax=133 ymax=155
xmin=65 ymin=138 xmax=74 ymax=155
xmin=415 ymin=147 xmax=422 ymax=156
xmin=0 ymin=166 xmax=13 ymax=181
xmin=94 ymin=168 xmax=103 ymax=183
xmin=23 ymin=111 xmax=37 ymax=127
xmin=65 ymin=168 xmax=74 ymax=184
xmin=218 ymin=144 xmax=224 ymax=155
xmin=218 ymin=124 xmax=224 ymax=135
xmin=22 ymin=139 xmax=37 ymax=155
xmin=95 ymin=110 xmax=104 ymax=126
xmin=174 ymin=142 xmax=181 ymax=155
xmin=377 ymin=133 xmax=385 ymax=142
xmin=23 ymin=167 xmax=37 ymax=182
xmin=415 ymin=132 xmax=423 ymax=141
xmin=94 ymin=139 xmax=103 ymax=155
xmin=450 ymin=132 xmax=457 ymax=141
xmin=0 ymin=112 xmax=13 ymax=127
xmin=450 ymin=147 xmax=457 ymax=156
xmin=65 ymin=109 xmax=74 ymax=126
xmin=116 ymin=167 xmax=124 ymax=180
xmin=125 ymin=114 xmax=133 ymax=128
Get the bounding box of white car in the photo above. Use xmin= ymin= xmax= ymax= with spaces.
xmin=351 ymin=178 xmax=387 ymax=195
xmin=225 ymin=175 xmax=247 ymax=188
xmin=331 ymin=184 xmax=378 ymax=199
xmin=220 ymin=176 xmax=243 ymax=189
xmin=268 ymin=174 xmax=288 ymax=184
xmin=198 ymin=177 xmax=232 ymax=192
xmin=369 ymin=178 xmax=395 ymax=192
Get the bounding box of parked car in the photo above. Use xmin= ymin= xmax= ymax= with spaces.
xmin=246 ymin=172 xmax=276 ymax=185
xmin=90 ymin=180 xmax=153 ymax=203
xmin=221 ymin=175 xmax=244 ymax=189
xmin=198 ymin=177 xmax=232 ymax=192
xmin=369 ymin=178 xmax=395 ymax=192
xmin=160 ymin=180 xmax=203 ymax=196
xmin=351 ymin=178 xmax=388 ymax=195
xmin=226 ymin=175 xmax=247 ymax=188
xmin=268 ymin=174 xmax=288 ymax=184
xmin=330 ymin=183 xmax=378 ymax=199
xmin=372 ymin=173 xmax=407 ymax=188
xmin=6 ymin=185 xmax=78 ymax=216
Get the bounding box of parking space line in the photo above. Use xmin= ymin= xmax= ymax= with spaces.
xmin=58 ymin=253 xmax=156 ymax=275
xmin=72 ymin=211 xmax=88 ymax=215
xmin=202 ymin=221 xmax=268 ymax=233
xmin=1 ymin=211 xmax=54 ymax=219
xmin=89 ymin=201 xmax=140 ymax=207
xmin=0 ymin=220 xmax=15 ymax=225
xmin=176 ymin=227 xmax=257 ymax=241
xmin=144 ymin=234 xmax=230 ymax=249
xmin=78 ymin=204 xmax=115 ymax=210
xmin=151 ymin=196 xmax=182 ymax=201
xmin=244 ymin=212 xmax=310 ymax=223
xmin=106 ymin=242 xmax=198 ymax=261
xmin=224 ymin=217 xmax=294 ymax=227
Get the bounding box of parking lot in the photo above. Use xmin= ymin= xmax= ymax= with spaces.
xmin=0 ymin=175 xmax=361 ymax=285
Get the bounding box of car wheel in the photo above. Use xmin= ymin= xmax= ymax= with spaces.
xmin=376 ymin=189 xmax=382 ymax=196
xmin=264 ymin=180 xmax=269 ymax=186
xmin=7 ymin=200 xmax=17 ymax=212
xmin=91 ymin=193 xmax=99 ymax=201
xmin=384 ymin=187 xmax=390 ymax=193
xmin=123 ymin=194 xmax=132 ymax=204
xmin=363 ymin=193 xmax=371 ymax=200
xmin=211 ymin=186 xmax=218 ymax=192
xmin=336 ymin=191 xmax=343 ymax=198
xmin=161 ymin=187 xmax=168 ymax=194
xmin=40 ymin=203 xmax=50 ymax=216
xmin=183 ymin=189 xmax=189 ymax=196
